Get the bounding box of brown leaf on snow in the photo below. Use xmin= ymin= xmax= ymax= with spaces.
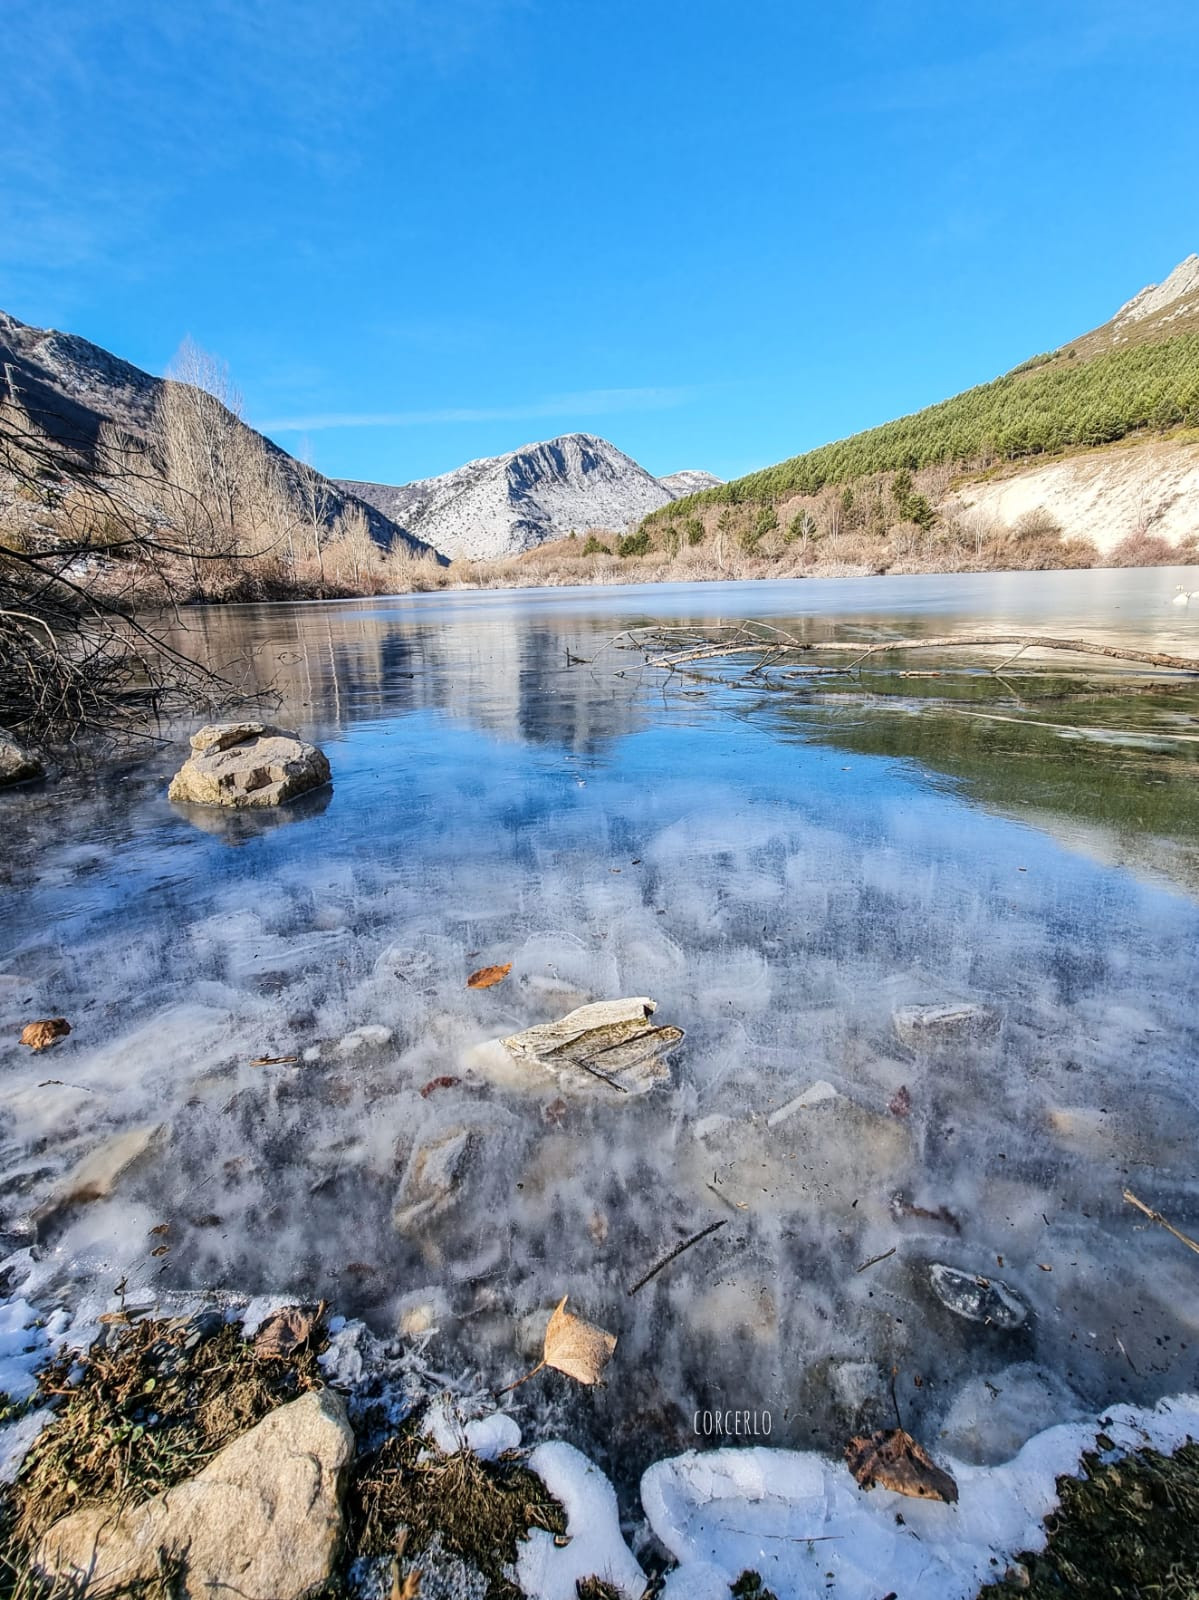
xmin=846 ymin=1428 xmax=958 ymax=1503
xmin=20 ymin=1018 xmax=71 ymax=1052
xmin=254 ymin=1303 xmax=321 ymax=1360
xmin=543 ymin=1295 xmax=616 ymax=1385
xmin=466 ymin=963 xmax=512 ymax=990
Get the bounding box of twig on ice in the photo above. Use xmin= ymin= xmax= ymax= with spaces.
xmin=627 ymin=1219 xmax=728 ymax=1295
xmin=1123 ymin=1188 xmax=1199 ymax=1257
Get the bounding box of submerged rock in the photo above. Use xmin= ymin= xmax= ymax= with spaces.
xmin=36 ymin=1389 xmax=354 ymax=1600
xmin=469 ymin=996 xmax=682 ymax=1097
xmin=938 ymin=1365 xmax=1085 ymax=1465
xmin=680 ymin=1086 xmax=912 ymax=1217
xmin=168 ymin=722 xmax=330 ymax=809
xmin=32 ymin=1123 xmax=168 ymax=1235
xmin=393 ymin=1125 xmax=477 ymax=1235
xmin=893 ymin=1002 xmax=999 ymax=1049
xmin=928 ymin=1262 xmax=1027 ymax=1330
xmin=0 ymin=736 xmax=43 ymax=786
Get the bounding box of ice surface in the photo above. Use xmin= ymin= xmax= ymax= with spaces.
xmin=1 ymin=576 xmax=1197 ymax=1500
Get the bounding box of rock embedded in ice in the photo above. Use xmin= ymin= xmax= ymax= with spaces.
xmin=679 ymin=1091 xmax=911 ymax=1216
xmin=32 ymin=1122 xmax=168 ymax=1235
xmin=393 ymin=1125 xmax=477 ymax=1235
xmin=36 ymin=1389 xmax=354 ymax=1600
xmin=766 ymin=1078 xmax=840 ymax=1128
xmin=893 ymin=1001 xmax=999 ymax=1049
xmin=471 ymin=996 xmax=682 ymax=1097
xmin=335 ymin=1024 xmax=393 ymax=1056
xmin=167 ymin=722 xmax=331 ymax=809
xmin=0 ymin=736 xmax=42 ymax=785
xmin=929 ymin=1262 xmax=1027 ymax=1329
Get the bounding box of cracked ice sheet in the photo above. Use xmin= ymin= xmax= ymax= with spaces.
xmin=643 ymin=1394 xmax=1199 ymax=1600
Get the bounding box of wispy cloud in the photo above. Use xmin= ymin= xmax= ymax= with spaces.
xmin=257 ymin=385 xmax=696 ymax=433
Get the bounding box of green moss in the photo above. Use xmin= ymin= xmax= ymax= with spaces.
xmin=976 ymin=1439 xmax=1199 ymax=1598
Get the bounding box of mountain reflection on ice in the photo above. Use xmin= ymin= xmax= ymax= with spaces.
xmin=1 ymin=572 xmax=1197 ymax=1488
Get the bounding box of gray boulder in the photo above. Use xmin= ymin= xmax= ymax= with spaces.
xmin=168 ymin=722 xmax=330 ymax=808
xmin=36 ymin=1389 xmax=354 ymax=1600
xmin=0 ymin=735 xmax=43 ymax=785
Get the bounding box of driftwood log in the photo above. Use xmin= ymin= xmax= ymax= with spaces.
xmin=628 ymin=626 xmax=1199 ymax=675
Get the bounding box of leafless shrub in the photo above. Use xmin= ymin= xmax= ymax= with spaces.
xmin=1108 ymin=530 xmax=1182 ymax=567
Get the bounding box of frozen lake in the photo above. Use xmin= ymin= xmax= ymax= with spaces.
xmin=2 ymin=568 xmax=1198 ymax=1489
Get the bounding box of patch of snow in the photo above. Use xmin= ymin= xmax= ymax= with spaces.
xmin=517 ymin=1441 xmax=645 ymax=1600
xmin=642 ymin=1394 xmax=1199 ymax=1600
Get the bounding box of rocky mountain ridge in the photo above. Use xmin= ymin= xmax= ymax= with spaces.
xmin=341 ymin=436 xmax=722 ymax=561
xmin=0 ymin=310 xmax=431 ymax=557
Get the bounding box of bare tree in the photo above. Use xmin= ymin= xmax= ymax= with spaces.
xmin=0 ymin=382 xmax=229 ymax=746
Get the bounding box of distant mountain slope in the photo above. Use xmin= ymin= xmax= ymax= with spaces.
xmin=653 ymin=255 xmax=1199 ymax=516
xmin=0 ymin=311 xmax=432 ymax=556
xmin=341 ymin=433 xmax=717 ymax=561
xmin=658 ymin=469 xmax=723 ymax=497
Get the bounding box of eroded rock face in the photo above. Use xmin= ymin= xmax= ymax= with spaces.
xmin=0 ymin=736 xmax=43 ymax=785
xmin=168 ymin=723 xmax=330 ymax=809
xmin=36 ymin=1389 xmax=354 ymax=1600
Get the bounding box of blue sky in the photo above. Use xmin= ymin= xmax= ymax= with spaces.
xmin=3 ymin=0 xmax=1197 ymax=487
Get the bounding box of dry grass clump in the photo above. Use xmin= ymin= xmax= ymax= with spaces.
xmin=0 ymin=1313 xmax=325 ymax=1596
xmin=976 ymin=1439 xmax=1199 ymax=1598
xmin=345 ymin=1414 xmax=567 ymax=1600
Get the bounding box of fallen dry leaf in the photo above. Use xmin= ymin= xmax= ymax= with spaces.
xmin=389 ymin=1559 xmax=421 ymax=1600
xmin=543 ymin=1097 xmax=569 ymax=1126
xmin=543 ymin=1295 xmax=616 ymax=1385
xmin=254 ymin=1303 xmax=321 ymax=1360
xmin=499 ymin=1295 xmax=617 ymax=1393
xmin=466 ymin=962 xmax=512 ymax=990
xmin=20 ymin=1018 xmax=71 ymax=1052
xmin=888 ymin=1085 xmax=912 ymax=1118
xmin=846 ymin=1428 xmax=958 ymax=1503
xmin=420 ymin=1074 xmax=460 ymax=1098
xmin=251 ymin=1054 xmax=299 ymax=1067
xmin=149 ymin=1223 xmax=170 ymax=1236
